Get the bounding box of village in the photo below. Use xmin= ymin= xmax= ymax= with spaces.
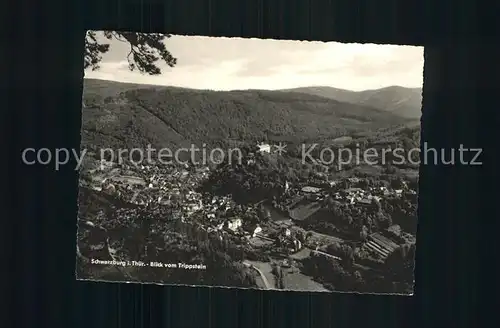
xmin=78 ymin=141 xmax=417 ymax=292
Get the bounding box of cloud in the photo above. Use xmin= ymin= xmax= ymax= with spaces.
xmin=86 ymin=32 xmax=423 ymax=91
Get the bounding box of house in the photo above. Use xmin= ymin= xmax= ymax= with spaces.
xmin=257 ymin=143 xmax=271 ymax=153
xmin=378 ymin=187 xmax=391 ymax=196
xmin=252 ymin=225 xmax=262 ymax=237
xmin=301 ymin=186 xmax=322 ymax=194
xmin=188 ymin=200 xmax=203 ymax=212
xmin=387 ymin=224 xmax=402 ymax=237
xmin=226 ymin=218 xmax=242 ymax=231
xmin=293 ymin=239 xmax=302 ymax=252
xmin=346 ymin=187 xmax=364 ymax=194
xmin=357 ymin=198 xmax=372 ymax=206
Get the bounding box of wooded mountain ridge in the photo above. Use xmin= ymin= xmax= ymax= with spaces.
xmin=280 ymin=86 xmax=422 ymax=119
xmin=81 ymin=78 xmax=418 ymax=152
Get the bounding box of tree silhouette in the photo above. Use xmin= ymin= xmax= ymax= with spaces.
xmin=84 ymin=31 xmax=177 ymax=75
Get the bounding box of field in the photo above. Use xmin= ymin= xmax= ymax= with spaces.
xmin=281 ymin=269 xmax=329 ymax=292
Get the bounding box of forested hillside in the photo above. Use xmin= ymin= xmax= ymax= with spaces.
xmin=282 ymin=86 xmax=422 ymax=119
xmin=81 ymin=79 xmax=412 ymax=152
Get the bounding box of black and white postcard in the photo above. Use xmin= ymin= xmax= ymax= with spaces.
xmin=76 ymin=31 xmax=422 ymax=294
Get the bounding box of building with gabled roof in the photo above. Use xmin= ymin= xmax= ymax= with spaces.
xmin=362 ymin=232 xmax=400 ymax=261
xmin=301 ymin=186 xmax=322 ymax=194
xmin=257 ymin=143 xmax=271 ymax=153
xmin=357 ymin=198 xmax=372 ymax=206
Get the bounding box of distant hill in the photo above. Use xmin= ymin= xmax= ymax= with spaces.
xmin=81 ymin=79 xmax=411 ymax=152
xmin=281 ymin=86 xmax=422 ymax=119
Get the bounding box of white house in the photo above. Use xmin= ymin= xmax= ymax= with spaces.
xmin=293 ymin=239 xmax=302 ymax=252
xmin=301 ymin=186 xmax=321 ymax=193
xmin=252 ymin=225 xmax=262 ymax=237
xmin=226 ymin=218 xmax=242 ymax=231
xmin=257 ymin=143 xmax=271 ymax=153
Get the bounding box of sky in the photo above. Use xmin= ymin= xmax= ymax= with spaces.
xmin=84 ymin=32 xmax=424 ymax=92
